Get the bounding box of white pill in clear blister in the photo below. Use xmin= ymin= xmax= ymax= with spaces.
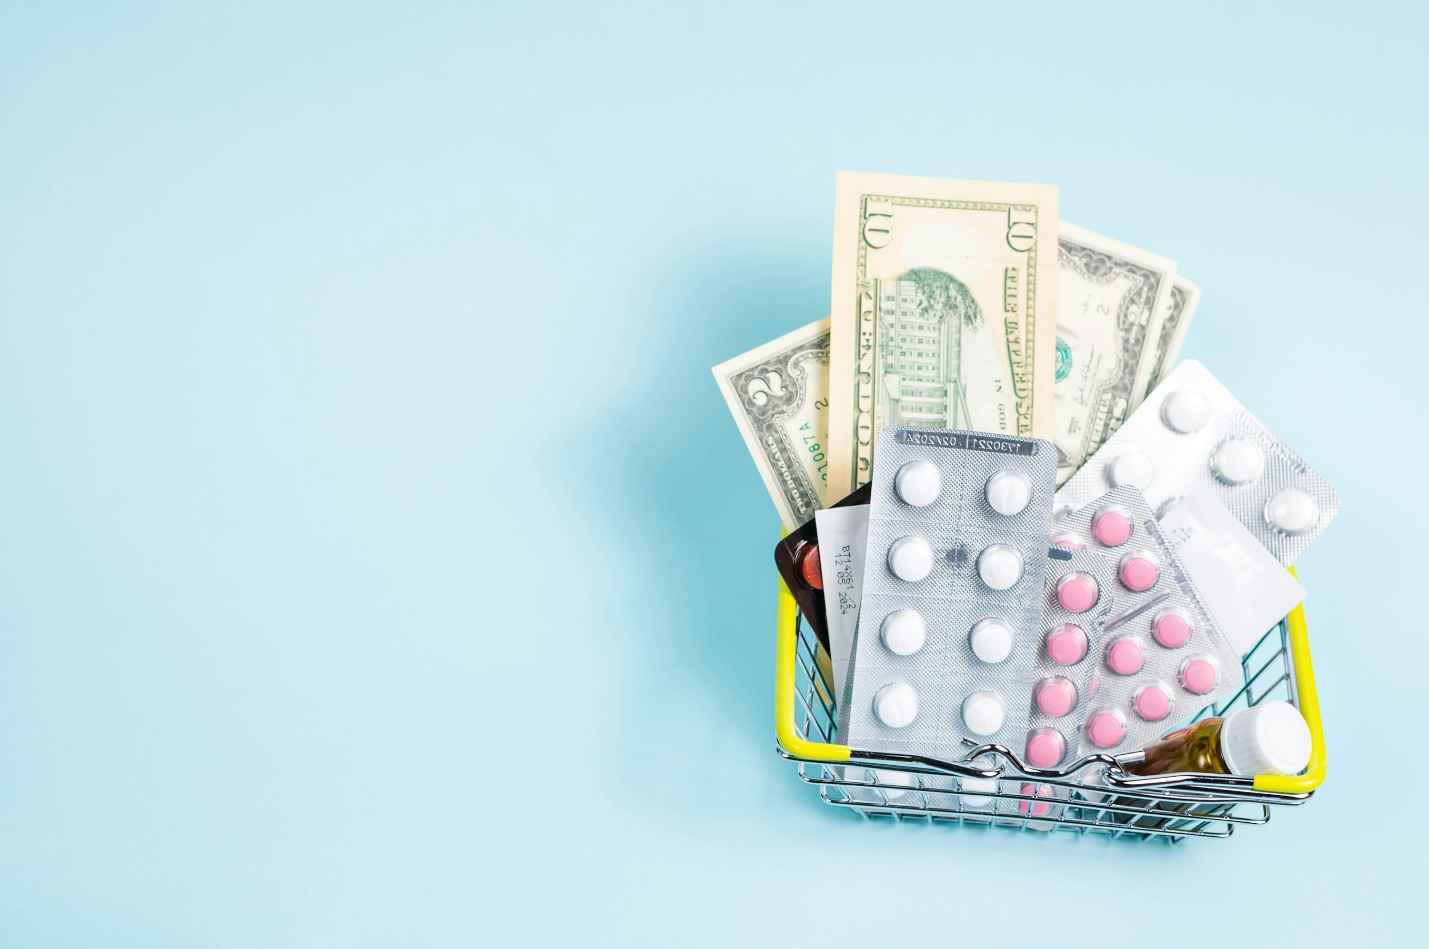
xmin=976 ymin=543 xmax=1023 ymax=590
xmin=1265 ymin=487 xmax=1319 ymax=535
xmin=1162 ymin=388 xmax=1212 ymax=434
xmin=887 ymin=535 xmax=934 ymax=582
xmin=1211 ymin=437 xmax=1265 ymax=485
xmin=962 ymin=690 xmax=1006 ymax=736
xmin=959 ymin=775 xmax=998 ymax=808
xmin=895 ymin=460 xmax=942 ymax=507
xmin=867 ymin=768 xmax=918 ymax=801
xmin=968 ymin=617 xmax=1013 ymax=664
xmin=985 ymin=468 xmax=1032 ymax=516
xmin=873 ymin=682 xmax=918 ymax=728
xmin=881 ymin=609 xmax=927 ymax=656
xmin=1107 ymin=450 xmax=1155 ymax=490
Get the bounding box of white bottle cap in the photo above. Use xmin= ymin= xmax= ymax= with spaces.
xmin=1264 ymin=487 xmax=1319 ymax=536
xmin=1220 ymin=701 xmax=1312 ymax=776
xmin=873 ymin=682 xmax=919 ymax=728
xmin=1162 ymin=388 xmax=1211 ymax=433
xmin=887 ymin=534 xmax=934 ymax=582
xmin=985 ymin=468 xmax=1032 ymax=516
xmin=1211 ymin=437 xmax=1265 ymax=485
xmin=895 ymin=459 xmax=942 ymax=507
xmin=968 ymin=617 xmax=1013 ymax=664
xmin=1106 ymin=450 xmax=1155 ymax=490
xmin=961 ymin=690 xmax=1006 ymax=736
xmin=880 ymin=609 xmax=927 ymax=656
xmin=977 ymin=543 xmax=1023 ymax=590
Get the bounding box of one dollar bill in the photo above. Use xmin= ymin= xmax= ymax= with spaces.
xmin=1052 ymin=222 xmax=1177 ymax=484
xmin=1136 ymin=276 xmax=1201 ymax=406
xmin=712 ymin=318 xmax=831 ymax=530
xmin=827 ymin=171 xmax=1059 ymax=498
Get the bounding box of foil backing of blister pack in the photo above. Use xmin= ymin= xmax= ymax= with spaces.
xmin=838 ymin=427 xmax=1057 ymax=761
xmin=1024 ymin=546 xmax=1117 ymax=770
xmin=1054 ymin=486 xmax=1244 ymax=757
xmin=1055 ymin=359 xmax=1339 ymax=566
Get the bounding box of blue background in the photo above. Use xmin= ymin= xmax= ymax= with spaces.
xmin=2 ymin=2 xmax=1425 ymax=945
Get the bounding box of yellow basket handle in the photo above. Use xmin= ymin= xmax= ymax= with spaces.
xmin=775 ymin=556 xmax=1326 ymax=790
xmin=1253 ymin=565 xmax=1328 ymax=793
xmin=775 ymin=575 xmax=851 ymax=762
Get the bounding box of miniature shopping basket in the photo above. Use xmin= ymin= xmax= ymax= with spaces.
xmin=774 ymin=566 xmax=1327 ymax=842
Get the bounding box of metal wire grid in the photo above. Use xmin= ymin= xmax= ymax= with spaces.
xmin=783 ymin=611 xmax=1311 ymax=842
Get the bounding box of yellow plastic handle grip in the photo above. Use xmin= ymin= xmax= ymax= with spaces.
xmin=1253 ymin=566 xmax=1327 ymax=793
xmin=775 ymin=575 xmax=851 ymax=762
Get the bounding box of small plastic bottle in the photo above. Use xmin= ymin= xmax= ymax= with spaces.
xmin=1123 ymin=700 xmax=1312 ymax=777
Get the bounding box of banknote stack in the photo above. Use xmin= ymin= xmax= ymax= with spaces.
xmin=713 ymin=171 xmax=1198 ymax=525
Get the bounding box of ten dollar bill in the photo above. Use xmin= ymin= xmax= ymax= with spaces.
xmin=827 ymin=171 xmax=1059 ymax=498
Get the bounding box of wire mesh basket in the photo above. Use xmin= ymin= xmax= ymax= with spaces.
xmin=774 ymin=568 xmax=1326 ymax=842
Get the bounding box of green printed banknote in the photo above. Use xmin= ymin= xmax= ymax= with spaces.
xmin=826 ymin=172 xmax=1060 ymax=499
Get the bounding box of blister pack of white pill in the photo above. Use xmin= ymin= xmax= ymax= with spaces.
xmin=1053 ymin=486 xmax=1244 ymax=757
xmin=837 ymin=427 xmax=1057 ymax=761
xmin=1023 ymin=546 xmax=1117 ymax=772
xmin=1056 ymin=359 xmax=1339 ymax=566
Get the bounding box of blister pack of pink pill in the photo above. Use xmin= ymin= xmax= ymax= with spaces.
xmin=1052 ymin=486 xmax=1243 ymax=757
xmin=1056 ymin=359 xmax=1339 ymax=566
xmin=838 ymin=427 xmax=1057 ymax=760
xmin=1023 ymin=546 xmax=1118 ymax=771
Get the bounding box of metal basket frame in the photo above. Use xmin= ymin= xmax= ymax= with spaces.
xmin=774 ymin=568 xmax=1326 ymax=842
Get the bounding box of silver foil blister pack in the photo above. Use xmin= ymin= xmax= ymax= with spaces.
xmin=838 ymin=427 xmax=1057 ymax=761
xmin=1023 ymin=546 xmax=1117 ymax=771
xmin=1053 ymin=486 xmax=1244 ymax=757
xmin=1056 ymin=359 xmax=1339 ymax=566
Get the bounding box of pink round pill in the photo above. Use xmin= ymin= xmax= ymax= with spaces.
xmin=1091 ymin=507 xmax=1132 ymax=546
xmin=1119 ymin=553 xmax=1160 ymax=592
xmin=1018 ymin=783 xmax=1054 ymax=817
xmin=1050 ymin=530 xmax=1084 ymax=550
xmin=1055 ymin=571 xmax=1099 ymax=613
xmin=1152 ymin=609 xmax=1192 ymax=649
xmin=1086 ymin=712 xmax=1125 ymax=748
xmin=1180 ymin=658 xmax=1218 ymax=694
xmin=1025 ymin=728 xmax=1066 ymax=769
xmin=1034 ymin=677 xmax=1077 ymax=718
xmin=1133 ymin=684 xmax=1173 ymax=721
xmin=1045 ymin=624 xmax=1089 ymax=666
xmin=1106 ymin=638 xmax=1144 ymax=676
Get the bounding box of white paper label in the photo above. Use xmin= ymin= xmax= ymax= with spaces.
xmin=814 ymin=505 xmax=869 ymax=706
xmin=1158 ymin=489 xmax=1306 ymax=656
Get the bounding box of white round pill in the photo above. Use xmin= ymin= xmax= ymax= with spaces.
xmin=1265 ymin=487 xmax=1319 ymax=536
xmin=1162 ymin=388 xmax=1211 ymax=434
xmin=868 ymin=768 xmax=918 ymax=801
xmin=887 ymin=535 xmax=934 ymax=582
xmin=873 ymin=682 xmax=918 ymax=728
xmin=895 ymin=460 xmax=942 ymax=507
xmin=881 ymin=609 xmax=927 ymax=656
xmin=1106 ymin=450 xmax=1155 ymax=490
xmin=1211 ymin=437 xmax=1265 ymax=485
xmin=969 ymin=617 xmax=1014 ymax=664
xmin=977 ymin=543 xmax=1024 ymax=590
xmin=959 ymin=775 xmax=998 ymax=808
xmin=962 ymin=690 xmax=1006 ymax=736
xmin=985 ymin=468 xmax=1032 ymax=516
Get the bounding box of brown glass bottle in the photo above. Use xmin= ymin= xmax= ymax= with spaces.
xmin=1122 ymin=701 xmax=1312 ymax=778
xmin=1123 ymin=717 xmax=1228 ymax=776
